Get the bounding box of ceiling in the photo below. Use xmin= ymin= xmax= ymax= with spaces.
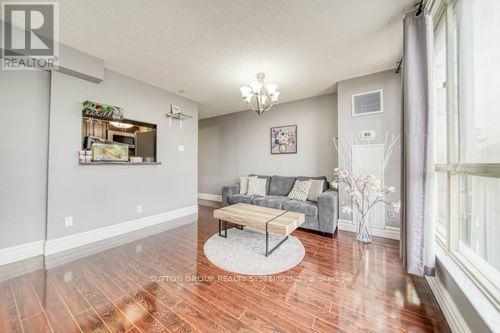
xmin=52 ymin=0 xmax=413 ymax=119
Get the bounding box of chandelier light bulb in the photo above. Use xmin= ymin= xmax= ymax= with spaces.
xmin=266 ymin=84 xmax=277 ymax=95
xmin=240 ymin=86 xmax=252 ymax=98
xmin=271 ymin=91 xmax=280 ymax=102
xmin=250 ymin=81 xmax=263 ymax=93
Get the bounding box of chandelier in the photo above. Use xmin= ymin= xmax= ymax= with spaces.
xmin=240 ymin=72 xmax=280 ymax=115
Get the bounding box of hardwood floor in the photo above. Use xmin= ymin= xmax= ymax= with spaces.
xmin=0 ymin=204 xmax=450 ymax=332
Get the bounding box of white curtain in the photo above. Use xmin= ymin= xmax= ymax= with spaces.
xmin=402 ymin=9 xmax=435 ymax=276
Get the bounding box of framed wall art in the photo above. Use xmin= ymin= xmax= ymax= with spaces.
xmin=271 ymin=125 xmax=297 ymax=154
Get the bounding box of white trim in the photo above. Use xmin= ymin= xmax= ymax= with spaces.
xmin=44 ymin=205 xmax=198 ymax=255
xmin=351 ymin=89 xmax=384 ymax=117
xmin=198 ymin=193 xmax=222 ymax=202
xmin=435 ymin=246 xmax=500 ymax=331
xmin=0 ymin=240 xmax=45 ymax=267
xmin=426 ymin=276 xmax=471 ymax=333
xmin=338 ymin=220 xmax=400 ymax=240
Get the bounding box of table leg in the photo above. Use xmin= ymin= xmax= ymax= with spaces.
xmin=218 ymin=219 xmax=227 ymax=238
xmin=265 ymin=222 xmax=289 ymax=257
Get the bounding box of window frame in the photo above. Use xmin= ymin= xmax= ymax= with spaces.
xmin=431 ymin=0 xmax=500 ymax=309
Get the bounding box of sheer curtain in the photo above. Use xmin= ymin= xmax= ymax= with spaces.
xmin=401 ymin=9 xmax=436 ymax=276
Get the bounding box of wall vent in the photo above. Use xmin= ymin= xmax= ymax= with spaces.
xmin=352 ymin=89 xmax=383 ymax=116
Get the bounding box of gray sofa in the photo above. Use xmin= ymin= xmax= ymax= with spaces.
xmin=222 ymin=175 xmax=339 ymax=236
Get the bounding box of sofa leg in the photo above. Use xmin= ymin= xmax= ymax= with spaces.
xmin=323 ymin=231 xmax=334 ymax=238
xmin=298 ymin=227 xmax=334 ymax=238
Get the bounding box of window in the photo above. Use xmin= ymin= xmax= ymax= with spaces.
xmin=458 ymin=175 xmax=500 ymax=272
xmin=433 ymin=18 xmax=448 ymax=241
xmin=432 ymin=0 xmax=500 ymax=308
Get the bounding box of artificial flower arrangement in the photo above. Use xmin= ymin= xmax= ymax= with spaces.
xmin=272 ymin=128 xmax=296 ymax=146
xmin=332 ymin=132 xmax=400 ymax=244
xmin=83 ymin=100 xmax=124 ymax=120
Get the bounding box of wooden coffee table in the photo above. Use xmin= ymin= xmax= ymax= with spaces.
xmin=213 ymin=203 xmax=305 ymax=256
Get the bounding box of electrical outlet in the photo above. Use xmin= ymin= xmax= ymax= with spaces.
xmin=64 ymin=271 xmax=73 ymax=283
xmin=64 ymin=216 xmax=73 ymax=227
xmin=178 ymin=145 xmax=185 ymax=152
xmin=136 ymin=205 xmax=143 ymax=214
xmin=387 ymin=211 xmax=396 ymax=219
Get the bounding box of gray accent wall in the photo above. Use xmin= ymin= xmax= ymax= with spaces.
xmin=337 ymin=70 xmax=402 ymax=228
xmin=0 ymin=70 xmax=50 ymax=249
xmin=198 ymin=94 xmax=338 ymax=195
xmin=46 ymin=70 xmax=198 ymax=240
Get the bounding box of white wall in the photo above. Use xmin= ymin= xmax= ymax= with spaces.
xmin=337 ymin=70 xmax=402 ymax=228
xmin=46 ymin=70 xmax=198 ymax=240
xmin=198 ymin=94 xmax=338 ymax=194
xmin=0 ymin=70 xmax=50 ymax=249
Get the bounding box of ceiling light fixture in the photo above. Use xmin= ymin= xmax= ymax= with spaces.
xmin=240 ymin=72 xmax=280 ymax=115
xmin=110 ymin=121 xmax=133 ymax=129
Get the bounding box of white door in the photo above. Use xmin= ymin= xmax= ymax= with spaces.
xmin=352 ymin=144 xmax=385 ymax=229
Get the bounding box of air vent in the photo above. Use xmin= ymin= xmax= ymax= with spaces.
xmin=352 ymin=89 xmax=383 ymax=116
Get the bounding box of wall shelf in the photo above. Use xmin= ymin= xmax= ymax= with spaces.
xmin=79 ymin=161 xmax=161 ymax=165
xmin=166 ymin=112 xmax=191 ymax=129
xmin=166 ymin=112 xmax=192 ymax=120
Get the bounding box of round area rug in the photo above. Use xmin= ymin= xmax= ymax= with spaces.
xmin=203 ymin=227 xmax=305 ymax=275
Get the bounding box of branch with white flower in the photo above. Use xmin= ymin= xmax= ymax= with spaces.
xmin=332 ymin=133 xmax=401 ymax=241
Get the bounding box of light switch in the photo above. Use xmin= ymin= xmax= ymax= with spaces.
xmin=136 ymin=205 xmax=143 ymax=214
xmin=178 ymin=145 xmax=185 ymax=152
xmin=64 ymin=216 xmax=73 ymax=227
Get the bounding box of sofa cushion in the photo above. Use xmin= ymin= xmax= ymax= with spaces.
xmin=239 ymin=176 xmax=257 ymax=194
xmin=283 ymin=200 xmax=318 ymax=216
xmin=269 ymin=175 xmax=296 ymax=196
xmin=252 ymin=196 xmax=289 ymax=210
xmin=228 ymin=194 xmax=259 ymax=205
xmin=297 ymin=176 xmax=328 ymax=192
xmin=246 ymin=177 xmax=267 ymax=196
xmin=287 ymin=180 xmax=312 ymax=201
xmin=249 ymin=174 xmax=271 ymax=195
xmin=307 ymin=179 xmax=325 ymax=202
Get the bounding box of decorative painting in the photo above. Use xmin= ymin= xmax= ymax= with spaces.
xmin=271 ymin=125 xmax=297 ymax=154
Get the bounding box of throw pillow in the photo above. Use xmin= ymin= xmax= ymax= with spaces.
xmin=246 ymin=177 xmax=267 ymax=196
xmin=239 ymin=176 xmax=257 ymax=194
xmin=288 ymin=180 xmax=312 ymax=201
xmin=307 ymin=179 xmax=324 ymax=202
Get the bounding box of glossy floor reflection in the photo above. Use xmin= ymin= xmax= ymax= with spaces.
xmin=0 ymin=205 xmax=450 ymax=332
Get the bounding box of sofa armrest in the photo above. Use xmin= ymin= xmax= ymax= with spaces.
xmin=222 ymin=184 xmax=240 ymax=206
xmin=317 ymin=189 xmax=339 ymax=234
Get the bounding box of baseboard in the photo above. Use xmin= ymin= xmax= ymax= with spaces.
xmin=337 ymin=220 xmax=400 ymax=240
xmin=0 ymin=240 xmax=45 ymax=267
xmin=426 ymin=276 xmax=471 ymax=333
xmin=44 ymin=205 xmax=198 ymax=256
xmin=198 ymin=193 xmax=222 ymax=202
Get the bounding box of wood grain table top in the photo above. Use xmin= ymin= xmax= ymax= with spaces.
xmin=213 ymin=203 xmax=305 ymax=236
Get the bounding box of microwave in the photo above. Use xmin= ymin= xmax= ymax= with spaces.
xmin=108 ymin=130 xmax=135 ymax=147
